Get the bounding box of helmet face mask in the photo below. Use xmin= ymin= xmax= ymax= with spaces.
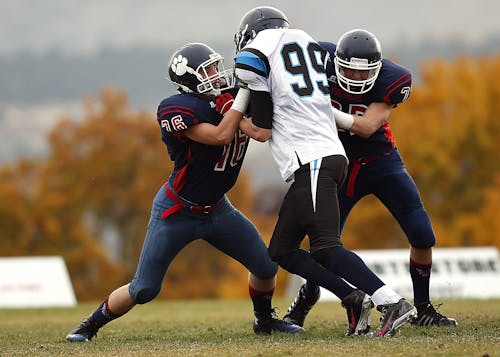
xmin=234 ymin=6 xmax=289 ymax=52
xmin=194 ymin=53 xmax=233 ymax=95
xmin=168 ymin=43 xmax=234 ymax=96
xmin=334 ymin=56 xmax=381 ymax=94
xmin=334 ymin=29 xmax=382 ymax=94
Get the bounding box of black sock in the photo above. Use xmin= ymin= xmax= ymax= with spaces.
xmin=90 ymin=297 xmax=120 ymax=327
xmin=249 ymin=285 xmax=273 ymax=313
xmin=409 ymin=258 xmax=431 ymax=306
xmin=276 ymin=249 xmax=354 ymax=300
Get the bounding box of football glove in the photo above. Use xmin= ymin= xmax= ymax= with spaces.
xmin=215 ymin=93 xmax=234 ymax=115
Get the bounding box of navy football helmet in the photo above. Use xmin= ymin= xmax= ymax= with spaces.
xmin=168 ymin=43 xmax=234 ymax=96
xmin=334 ymin=29 xmax=382 ymax=94
xmin=234 ymin=6 xmax=289 ymax=52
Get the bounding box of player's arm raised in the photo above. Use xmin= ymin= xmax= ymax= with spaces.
xmin=184 ymin=89 xmax=250 ymax=145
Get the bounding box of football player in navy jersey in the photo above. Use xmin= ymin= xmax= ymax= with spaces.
xmin=284 ymin=29 xmax=457 ymax=329
xmin=65 ymin=42 xmax=303 ymax=342
xmin=234 ymin=7 xmax=417 ymax=337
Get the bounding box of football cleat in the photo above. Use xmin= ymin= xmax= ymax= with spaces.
xmin=410 ymin=303 xmax=458 ymax=327
xmin=254 ymin=309 xmax=304 ymax=335
xmin=372 ymin=298 xmax=417 ymax=337
xmin=341 ymin=289 xmax=374 ymax=336
xmin=66 ymin=316 xmax=100 ymax=342
xmin=283 ymin=283 xmax=321 ymax=327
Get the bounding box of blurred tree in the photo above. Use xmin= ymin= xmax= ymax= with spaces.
xmin=0 ymin=159 xmax=40 ymax=255
xmin=45 ymin=88 xmax=167 ymax=273
xmin=342 ymin=55 xmax=500 ymax=251
xmin=1 ymin=55 xmax=499 ymax=300
xmin=0 ymin=87 xmax=258 ymax=300
xmin=0 ymin=158 xmax=126 ymax=300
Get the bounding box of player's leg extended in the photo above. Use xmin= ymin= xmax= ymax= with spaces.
xmin=374 ymin=155 xmax=457 ymax=326
xmin=270 ymin=182 xmax=357 ymax=302
xmin=375 ymin=163 xmax=435 ymax=304
xmin=284 ymin=160 xmax=374 ymax=333
xmin=267 ymin=158 xmax=356 ymax=301
xmin=274 ymin=156 xmax=415 ymax=336
xmin=203 ymin=196 xmax=303 ymax=334
xmin=66 ymin=185 xmax=196 ymax=342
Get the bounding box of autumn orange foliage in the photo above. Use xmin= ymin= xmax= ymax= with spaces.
xmin=1 ymin=55 xmax=499 ymax=300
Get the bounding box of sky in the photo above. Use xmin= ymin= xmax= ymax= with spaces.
xmin=1 ymin=0 xmax=499 ymax=56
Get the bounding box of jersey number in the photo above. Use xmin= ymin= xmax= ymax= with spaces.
xmin=281 ymin=42 xmax=330 ymax=97
xmin=214 ymin=130 xmax=249 ymax=171
xmin=331 ymin=101 xmax=367 ymax=116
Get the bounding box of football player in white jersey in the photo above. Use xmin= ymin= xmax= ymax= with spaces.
xmin=234 ymin=6 xmax=416 ymax=337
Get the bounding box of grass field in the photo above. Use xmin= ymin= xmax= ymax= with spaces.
xmin=1 ymin=298 xmax=499 ymax=356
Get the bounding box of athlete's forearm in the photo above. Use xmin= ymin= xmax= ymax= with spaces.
xmin=349 ymin=102 xmax=392 ymax=138
xmin=184 ymin=89 xmax=250 ymax=146
xmin=215 ymin=110 xmax=246 ymax=143
xmin=350 ymin=115 xmax=384 ymax=138
xmin=184 ymin=110 xmax=243 ymax=146
xmin=210 ymin=88 xmax=251 ymax=144
xmin=239 ymin=117 xmax=272 ymax=142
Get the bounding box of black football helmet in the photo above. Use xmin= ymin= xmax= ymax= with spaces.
xmin=334 ymin=29 xmax=382 ymax=94
xmin=168 ymin=43 xmax=234 ymax=96
xmin=234 ymin=6 xmax=289 ymax=52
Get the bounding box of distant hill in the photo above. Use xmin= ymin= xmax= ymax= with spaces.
xmin=1 ymin=36 xmax=499 ymax=110
xmin=0 ymin=36 xmax=499 ymax=173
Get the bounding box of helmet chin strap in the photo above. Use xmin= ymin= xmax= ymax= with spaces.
xmin=172 ymin=82 xmax=194 ymax=94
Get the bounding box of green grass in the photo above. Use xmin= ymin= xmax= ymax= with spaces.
xmin=1 ymin=299 xmax=499 ymax=356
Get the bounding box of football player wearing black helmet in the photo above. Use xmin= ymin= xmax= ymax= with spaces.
xmin=334 ymin=29 xmax=382 ymax=94
xmin=234 ymin=8 xmax=416 ymax=337
xmin=168 ymin=42 xmax=234 ymax=96
xmin=234 ymin=6 xmax=289 ymax=52
xmin=285 ymin=28 xmax=457 ymax=332
xmin=65 ymin=42 xmax=304 ymax=343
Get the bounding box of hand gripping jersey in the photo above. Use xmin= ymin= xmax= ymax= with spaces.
xmin=156 ymin=89 xmax=249 ymax=205
xmin=235 ymin=29 xmax=346 ymax=182
xmin=319 ymin=41 xmax=412 ymax=159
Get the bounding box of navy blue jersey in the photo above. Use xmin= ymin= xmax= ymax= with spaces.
xmin=319 ymin=41 xmax=412 ymax=159
xmin=156 ymin=89 xmax=249 ymax=205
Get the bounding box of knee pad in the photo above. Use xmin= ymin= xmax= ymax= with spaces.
xmin=130 ymin=286 xmax=160 ymax=304
xmin=251 ymin=260 xmax=279 ymax=281
xmin=404 ymin=208 xmax=436 ymax=249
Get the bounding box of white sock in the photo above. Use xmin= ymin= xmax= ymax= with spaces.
xmin=371 ymin=285 xmax=402 ymax=306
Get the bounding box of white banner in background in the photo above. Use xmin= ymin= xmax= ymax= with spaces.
xmin=286 ymin=247 xmax=500 ymax=301
xmin=0 ymin=256 xmax=77 ymax=308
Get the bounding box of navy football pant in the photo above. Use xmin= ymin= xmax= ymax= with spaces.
xmin=340 ymin=148 xmax=436 ymax=249
xmin=129 ymin=185 xmax=278 ymax=304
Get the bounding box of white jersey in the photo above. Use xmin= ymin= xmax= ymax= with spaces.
xmin=234 ymin=28 xmax=346 ymax=182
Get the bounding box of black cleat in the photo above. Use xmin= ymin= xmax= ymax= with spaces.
xmin=341 ymin=289 xmax=374 ymax=336
xmin=410 ymin=303 xmax=458 ymax=327
xmin=254 ymin=309 xmax=304 ymax=335
xmin=372 ymin=298 xmax=417 ymax=337
xmin=66 ymin=316 xmax=100 ymax=342
xmin=283 ymin=283 xmax=321 ymax=327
